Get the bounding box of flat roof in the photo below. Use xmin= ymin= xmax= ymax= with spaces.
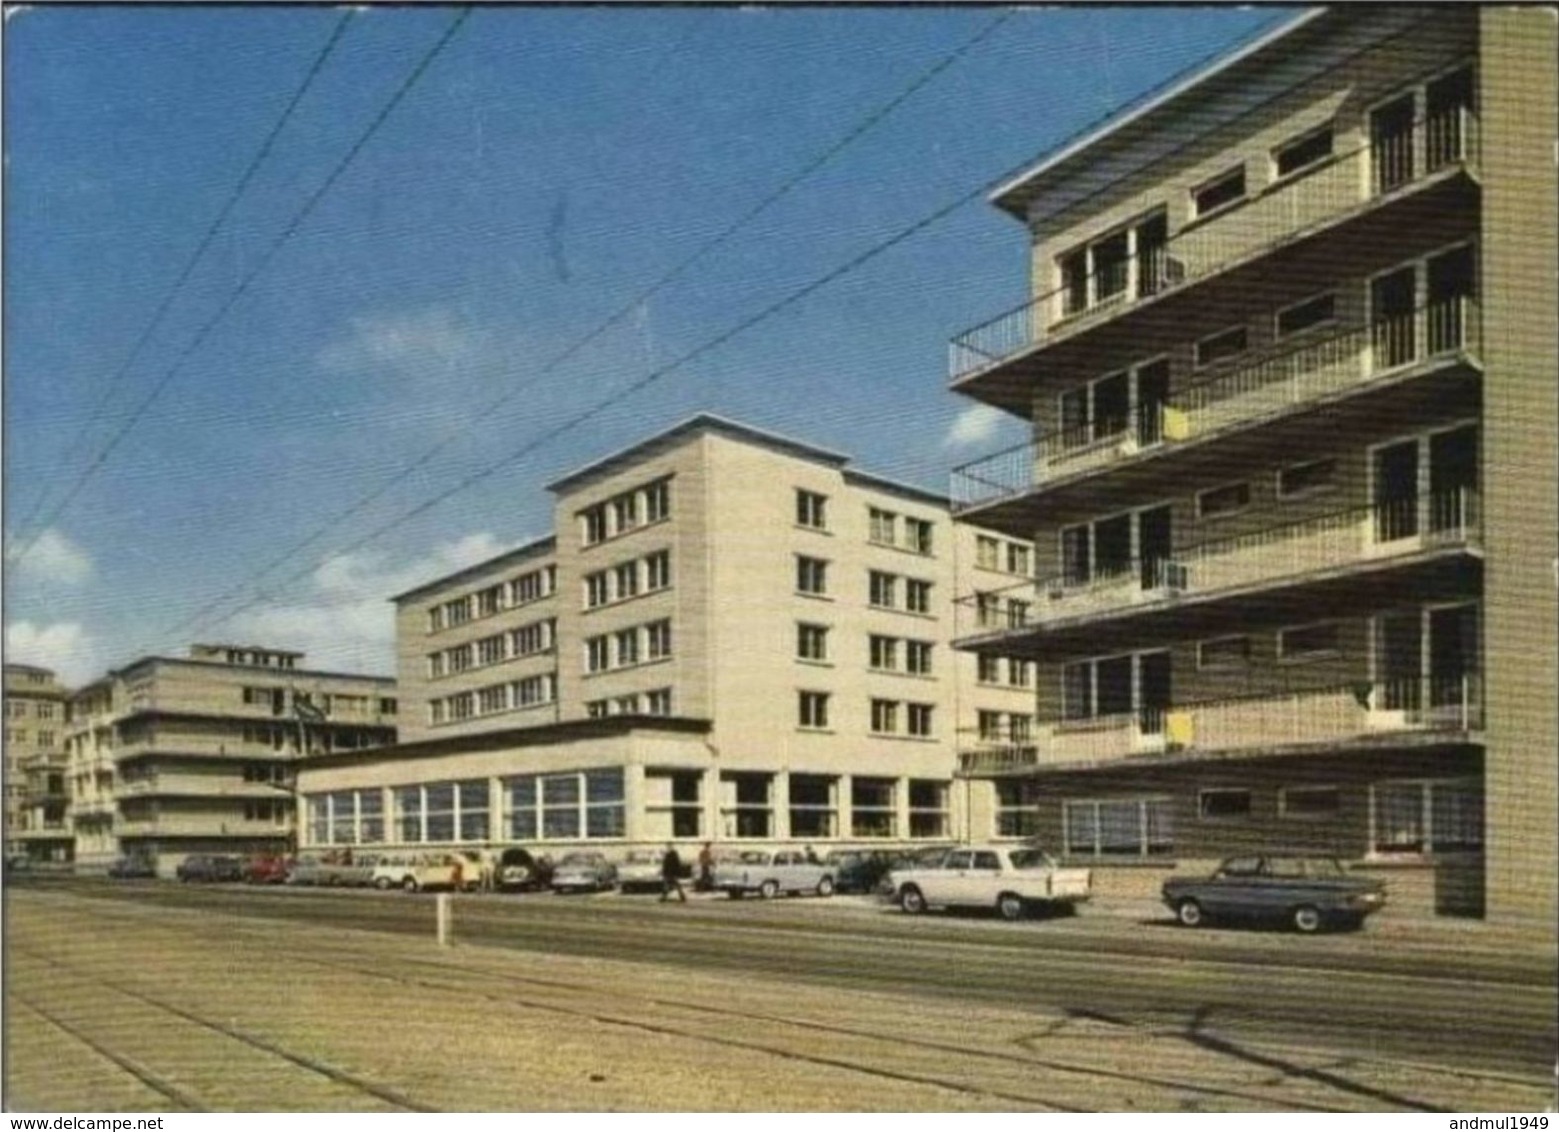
xmin=390 ymin=533 xmax=557 ymax=604
xmin=99 ymin=654 xmax=395 ymax=687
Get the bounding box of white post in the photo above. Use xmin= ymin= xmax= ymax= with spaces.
xmin=436 ymin=893 xmax=451 ymax=948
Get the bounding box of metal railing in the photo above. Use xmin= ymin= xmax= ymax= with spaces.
xmin=950 ymin=294 xmax=1482 ymax=512
xmin=949 ymin=109 xmax=1480 ymax=381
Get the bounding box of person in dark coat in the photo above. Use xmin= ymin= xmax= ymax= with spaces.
xmin=660 ymin=844 xmax=687 ymax=903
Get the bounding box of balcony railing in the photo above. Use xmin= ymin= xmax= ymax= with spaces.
xmin=950 ymin=296 xmax=1481 ymax=512
xmin=949 ymin=109 xmax=1480 ymax=382
xmin=958 ymin=675 xmax=1483 ymax=773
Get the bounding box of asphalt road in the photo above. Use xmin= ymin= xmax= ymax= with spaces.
xmin=20 ymin=877 xmax=1557 ymax=1082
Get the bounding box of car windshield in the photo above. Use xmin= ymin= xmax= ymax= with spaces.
xmin=1007 ymin=849 xmax=1057 ymax=870
xmin=558 ymin=853 xmax=598 ymax=866
xmin=737 ymin=851 xmax=770 ymax=865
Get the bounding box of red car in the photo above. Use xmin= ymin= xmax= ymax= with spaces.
xmin=244 ymin=855 xmax=291 ymax=884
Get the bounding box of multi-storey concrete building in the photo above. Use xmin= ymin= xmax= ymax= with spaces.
xmin=296 ymin=415 xmax=1034 ymax=851
xmin=4 ymin=663 xmax=72 ymax=864
xmin=66 ymin=645 xmax=396 ymax=875
xmin=946 ymin=7 xmax=1555 ymax=925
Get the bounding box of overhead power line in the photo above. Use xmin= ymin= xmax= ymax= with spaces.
xmin=9 ymin=6 xmax=473 ymax=566
xmin=159 ymin=9 xmax=1019 ymax=639
xmin=9 ymin=9 xmax=357 ymax=547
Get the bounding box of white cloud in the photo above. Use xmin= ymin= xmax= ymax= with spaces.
xmin=5 ymin=621 xmax=100 ymax=685
xmin=315 ymin=307 xmax=489 ymax=376
xmin=224 ymin=531 xmax=511 ymax=676
xmin=5 ymin=527 xmax=93 ymax=585
xmin=942 ymin=403 xmax=1008 ymax=449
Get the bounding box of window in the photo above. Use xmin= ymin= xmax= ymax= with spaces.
xmin=611 ymin=494 xmax=638 ymax=534
xmin=796 ymin=489 xmax=828 ymax=530
xmin=906 ymin=703 xmax=934 ymax=738
xmin=447 ymin=644 xmax=473 ymax=673
xmin=585 ymin=636 xmax=610 ymax=674
xmin=1197 ymin=482 xmax=1251 ymax=518
xmin=905 ymin=579 xmax=932 ymax=614
xmin=477 ymin=635 xmax=506 ymax=667
xmin=585 ymin=572 xmax=610 ymax=609
xmin=428 ymin=653 xmax=446 ymax=679
xmin=513 ymin=674 xmax=555 ymax=707
xmin=797 ymin=556 xmax=829 ymax=596
xmin=1279 ymin=622 xmax=1340 ymax=660
xmin=975 ymin=535 xmax=1000 ymax=571
xmin=905 ymin=518 xmax=934 ymax=555
xmin=512 ymin=566 xmax=554 ymax=605
xmin=614 ymin=629 xmax=639 ymax=667
xmin=581 ymin=505 xmax=609 ymax=545
xmin=905 ymin=640 xmax=933 ymax=676
xmin=851 ymin=778 xmax=896 ymax=838
xmin=1277 ymin=458 xmax=1337 ymax=498
xmin=644 ymin=688 xmax=673 ymax=716
xmin=870 ymin=699 xmax=899 ymax=734
xmin=614 ymin=561 xmax=640 ymax=601
xmin=721 ymin=772 xmax=772 ymax=839
xmin=643 ymin=479 xmax=671 ymax=523
xmin=1006 ymin=659 xmax=1031 ymax=688
xmin=644 ymin=551 xmax=671 ymax=591
xmin=908 ymin=780 xmax=948 ymax=838
xmin=1274 ymin=126 xmax=1334 ymax=178
xmin=1372 ymin=778 xmax=1482 ymax=854
xmin=1276 ymin=292 xmax=1337 ymax=338
xmin=476 ymin=585 xmax=503 ymax=618
xmin=797 ymin=623 xmax=829 ymax=662
xmin=1197 ymin=635 xmax=1251 ymax=668
xmin=1280 ymin=786 xmax=1341 ymax=819
xmin=798 ymin=691 xmax=830 ymax=730
xmin=507 ymin=769 xmax=624 ymax=841
xmin=996 ymin=780 xmax=1038 ymax=838
xmin=1195 ymin=325 xmax=1249 ymax=368
xmin=428 ymin=607 xmax=445 ymax=633
xmin=977 ymin=655 xmax=1001 ymax=684
xmin=445 ymin=598 xmax=471 ymax=627
xmin=868 ymin=635 xmax=899 ymax=672
xmin=868 ymin=508 xmax=898 ymax=545
xmin=1064 ymin=798 xmax=1174 ymax=857
xmin=478 ymin=685 xmax=509 ymax=714
xmin=868 ymin=571 xmax=897 ymax=609
xmin=1006 ymin=543 xmax=1031 ymax=577
xmin=1199 ymin=789 xmax=1252 ymax=820
xmin=448 ymin=692 xmax=475 ymax=721
xmin=645 ymin=620 xmax=673 ymax=660
xmin=1193 ymin=166 xmax=1245 ymax=216
xmin=613 ymin=694 xmax=640 ymax=715
xmin=788 ymin=775 xmax=836 ymax=839
xmin=512 ymin=619 xmax=554 ymax=657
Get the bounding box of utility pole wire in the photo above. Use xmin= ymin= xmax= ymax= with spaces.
xmin=9 ymin=6 xmax=473 ymax=566
xmin=9 ymin=9 xmax=357 ymax=547
xmin=160 ymin=9 xmax=1019 ymax=639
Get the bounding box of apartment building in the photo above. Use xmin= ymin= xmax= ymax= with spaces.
xmin=296 ymin=415 xmax=1034 ymax=851
xmin=4 ymin=664 xmax=72 ymax=863
xmin=945 ymin=7 xmax=1556 ymax=925
xmin=67 ymin=645 xmax=396 ymax=875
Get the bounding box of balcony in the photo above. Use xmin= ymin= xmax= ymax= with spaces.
xmin=961 ymin=489 xmax=1480 ymax=649
xmin=958 ymin=675 xmax=1483 ymax=775
xmin=951 ymin=298 xmax=1482 ymax=515
xmin=118 ymin=776 xmax=294 ymax=800
xmin=117 ymin=815 xmax=294 ymax=838
xmin=950 ymin=109 xmax=1479 ymax=386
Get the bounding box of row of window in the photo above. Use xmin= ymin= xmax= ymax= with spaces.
xmin=583 ymin=620 xmax=673 ymax=674
xmin=426 ymin=565 xmax=558 ymax=634
xmin=994 ymin=778 xmax=1482 ymax=859
xmin=2 ymin=729 xmax=55 ymax=747
xmin=239 ymin=687 xmax=397 ymax=716
xmin=796 ymin=692 xmax=935 ymax=738
xmin=974 ymin=535 xmax=1032 ymax=578
xmin=584 ymin=551 xmax=672 ymax=609
xmin=584 ymin=689 xmax=674 ymax=719
xmin=976 ymin=655 xmax=1033 ymax=689
xmin=429 ymin=674 xmax=558 ymax=725
xmin=580 ymin=478 xmax=672 ymax=547
xmin=427 ymin=619 xmax=557 ymax=679
xmin=5 ymin=701 xmax=57 ymax=719
xmin=794 ymin=491 xmax=937 ymax=557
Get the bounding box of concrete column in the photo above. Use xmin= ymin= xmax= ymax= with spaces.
xmin=772 ymin=771 xmax=790 ymax=841
xmin=623 ymin=763 xmax=646 ymax=843
xmin=837 ymin=774 xmax=852 ymax=841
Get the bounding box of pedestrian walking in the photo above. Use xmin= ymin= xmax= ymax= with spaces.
xmin=660 ymin=843 xmax=687 ymax=903
xmin=697 ymin=841 xmax=715 ymax=892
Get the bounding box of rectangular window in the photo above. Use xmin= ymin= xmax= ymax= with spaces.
xmin=905 ymin=518 xmax=934 ymax=555
xmin=976 ymin=535 xmax=1000 ymax=571
xmin=1197 ymin=481 xmax=1251 ymax=518
xmin=645 ymin=619 xmax=672 ymax=660
xmin=977 ymin=655 xmax=1000 ymax=684
xmin=797 ymin=556 xmax=829 ymax=596
xmin=444 ymin=598 xmax=471 ymax=628
xmin=476 ymin=585 xmax=503 ymax=618
xmin=788 ymin=775 xmax=836 ymax=839
xmin=611 ymin=494 xmax=638 ymax=535
xmin=1199 ymin=789 xmax=1252 ymax=820
xmin=1195 ymin=325 xmax=1249 ymax=367
xmin=1276 ymin=292 xmax=1337 ymax=338
xmin=458 ymin=780 xmax=490 ymax=841
xmin=905 ymin=579 xmax=932 ymax=614
xmin=1006 ymin=659 xmax=1031 ymax=688
xmin=428 ymin=653 xmax=446 ymax=679
xmin=1279 ymin=621 xmax=1340 ymax=660
xmin=870 ymin=698 xmax=899 ymax=735
xmin=645 ymin=688 xmax=673 ymax=716
xmin=1274 ymin=125 xmax=1333 ymax=179
xmin=643 ymin=480 xmax=671 ymax=523
xmin=1006 ymin=543 xmax=1031 ymax=577
xmin=1279 ymin=785 xmax=1341 ymax=819
xmin=448 ymin=692 xmax=475 ymax=721
xmin=798 ymin=691 xmax=830 ymax=730
xmin=796 ymin=489 xmax=828 ymax=530
xmin=869 ymin=571 xmax=898 ymax=609
xmin=908 ymin=780 xmax=948 ymax=839
xmin=1064 ymin=798 xmax=1174 ymax=857
xmin=905 ymin=640 xmax=933 ymax=676
xmin=513 ymin=674 xmax=554 ymax=707
xmin=582 ymin=505 xmax=609 ymax=546
xmin=868 ymin=635 xmax=899 ymax=672
xmin=1193 ymin=166 xmax=1246 ymax=216
xmin=1372 ymin=779 xmax=1483 ymax=855
xmin=478 ymin=685 xmax=508 ymax=715
xmin=721 ymin=772 xmax=772 ymax=839
xmin=585 ymin=636 xmax=610 ymax=674
xmin=644 ymin=551 xmax=671 ymax=591
xmin=615 ymin=628 xmax=640 ymax=667
xmin=851 ymin=778 xmax=897 ymax=839
xmin=614 ymin=561 xmax=640 ymax=601
xmin=1277 ymin=457 xmax=1337 ymax=498
xmin=996 ymin=780 xmax=1038 ymax=838
xmin=477 ymin=634 xmax=506 ymax=667
xmin=906 ymin=703 xmax=934 ymax=737
xmin=1197 ymin=635 xmax=1251 ymax=668
xmin=797 ymin=623 xmax=829 ymax=662
xmin=585 ymin=572 xmax=610 ymax=609
xmin=868 ymin=508 xmax=898 ymax=546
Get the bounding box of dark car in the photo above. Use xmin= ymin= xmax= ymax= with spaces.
xmin=823 ymin=850 xmax=894 ymax=894
xmin=244 ymin=855 xmax=291 ymax=884
xmin=176 ymin=854 xmax=245 ymax=883
xmin=495 ymin=847 xmax=553 ymax=892
xmin=107 ymin=855 xmax=157 ymax=879
xmin=1162 ymin=855 xmax=1386 ymax=933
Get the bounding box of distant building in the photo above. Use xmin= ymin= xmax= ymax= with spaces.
xmin=296 ymin=414 xmax=1035 ymax=849
xmin=945 ymin=7 xmax=1555 ymax=924
xmin=67 ymin=645 xmax=396 ymax=875
xmin=4 ymin=664 xmax=72 ymax=863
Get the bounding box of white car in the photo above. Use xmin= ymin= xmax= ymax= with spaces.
xmin=551 ymin=851 xmax=618 ymax=893
xmin=887 ymin=845 xmax=1091 ymax=920
xmin=712 ymin=849 xmax=834 ymax=899
xmin=371 ymin=853 xmax=477 ymax=893
xmin=615 ymin=850 xmax=665 ymax=893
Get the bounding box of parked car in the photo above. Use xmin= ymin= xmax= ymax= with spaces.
xmin=176 ymin=855 xmax=245 ymax=883
xmin=244 ymin=855 xmax=291 ymax=884
xmin=887 ymin=845 xmax=1091 ymax=920
xmin=551 ymin=852 xmax=617 ymax=893
xmin=823 ymin=849 xmax=894 ymax=894
xmin=107 ymin=855 xmax=157 ymax=880
xmin=370 ymin=853 xmax=476 ymax=893
xmin=615 ymin=850 xmax=665 ymax=893
xmin=495 ymin=847 xmax=552 ymax=892
xmin=1162 ymin=855 xmax=1386 ymax=933
xmin=713 ymin=849 xmax=834 ymax=899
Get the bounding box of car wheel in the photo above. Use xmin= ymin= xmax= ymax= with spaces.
xmin=997 ymin=893 xmax=1026 ymax=922
xmin=1176 ymin=898 xmax=1203 ymax=928
xmin=899 ymin=885 xmax=926 ymax=914
xmin=759 ymin=879 xmax=779 ymax=900
xmin=374 ymin=877 xmax=392 ymax=891
xmin=401 ymin=876 xmax=419 ymax=893
xmin=816 ymin=876 xmax=835 ymax=898
xmin=1292 ymin=905 xmax=1323 ymax=934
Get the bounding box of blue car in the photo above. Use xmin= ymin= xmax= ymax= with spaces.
xmin=1162 ymin=855 xmax=1386 ymax=933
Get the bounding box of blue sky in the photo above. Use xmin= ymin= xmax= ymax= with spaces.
xmin=3 ymin=4 xmax=1289 ymax=684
